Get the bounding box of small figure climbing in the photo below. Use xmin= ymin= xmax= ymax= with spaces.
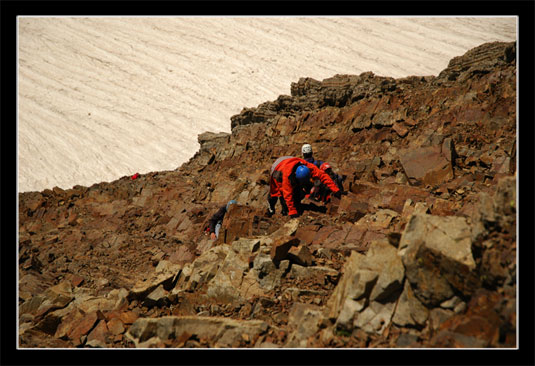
xmin=267 ymin=156 xmax=340 ymax=218
xmin=207 ymin=200 xmax=237 ymax=240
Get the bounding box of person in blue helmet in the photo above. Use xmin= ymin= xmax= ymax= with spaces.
xmin=267 ymin=157 xmax=340 ymax=218
xmin=207 ymin=200 xmax=237 ymax=240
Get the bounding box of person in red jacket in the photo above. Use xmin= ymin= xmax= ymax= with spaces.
xmin=266 ymin=156 xmax=341 ymax=218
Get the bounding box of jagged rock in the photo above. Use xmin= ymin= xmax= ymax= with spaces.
xmin=401 ymin=199 xmax=430 ymax=221
xmin=399 ymin=143 xmax=454 ymax=186
xmin=219 ymin=205 xmax=265 ymax=244
xmin=206 ymin=238 xmax=263 ymax=303
xmin=436 ymin=41 xmax=515 ymax=83
xmin=392 ymin=121 xmax=409 ymax=137
xmin=34 ymin=305 xmax=73 ymax=335
xmin=354 ymin=300 xmax=396 ymax=334
xmin=336 ymin=193 xmax=368 ymax=223
xmin=198 ymin=131 xmax=231 ymax=151
xmin=125 ymin=316 xmax=270 ymax=348
xmin=73 ymin=288 xmax=129 ymax=314
xmin=251 ymin=252 xmax=290 ymax=291
xmin=392 ymin=279 xmax=429 ymax=328
xmin=328 ymin=209 xmax=400 ymax=254
xmin=167 ymin=245 xmax=194 ymax=266
xmin=20 ymin=295 xmax=47 ymax=316
xmin=143 ymin=285 xmax=169 ymax=308
xmin=86 ymin=319 xmax=110 ymax=348
xmin=431 ymin=288 xmax=512 ymax=347
xmin=270 ymin=236 xmax=300 ymax=263
xmin=175 ymin=245 xmax=230 ymax=292
xmin=396 ymin=333 xmax=420 ymax=347
xmin=106 ymin=318 xmax=125 ymax=336
xmin=328 ymin=240 xmax=404 ymax=333
xmin=65 ymin=311 xmax=104 ymax=345
xmin=282 ymin=287 xmax=328 ymax=302
xmin=287 ymin=245 xmax=314 ymax=266
xmin=288 ymin=265 xmax=339 ymax=284
xmin=44 ymin=281 xmax=74 ymax=309
xmin=22 ymin=281 xmax=75 ymax=326
xmin=440 ymin=295 xmax=466 ymax=314
xmin=285 ymin=303 xmax=324 ymax=347
xmin=399 ymin=214 xmax=479 ymax=306
xmin=471 ymin=175 xmax=516 ymax=241
xmin=129 ymin=260 xmax=182 ymax=300
xmin=271 ymin=218 xmax=300 ymax=238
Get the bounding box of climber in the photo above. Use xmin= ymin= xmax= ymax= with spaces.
xmin=301 ymin=143 xmax=323 ymax=169
xmin=207 ymin=200 xmax=237 ymax=240
xmin=310 ymin=162 xmax=346 ymax=203
xmin=266 ymin=156 xmax=341 ymax=218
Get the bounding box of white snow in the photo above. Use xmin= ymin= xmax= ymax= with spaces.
xmin=17 ymin=16 xmax=517 ymax=193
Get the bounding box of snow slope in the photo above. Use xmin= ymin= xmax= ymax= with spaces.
xmin=17 ymin=16 xmax=516 ymax=192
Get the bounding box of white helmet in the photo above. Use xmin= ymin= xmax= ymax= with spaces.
xmin=301 ymin=144 xmax=312 ymax=155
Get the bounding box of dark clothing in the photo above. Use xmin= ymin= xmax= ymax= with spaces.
xmin=268 ymin=195 xmax=289 ymax=216
xmin=312 ymin=171 xmax=345 ymax=202
xmin=208 ymin=205 xmax=227 ymax=233
xmin=329 ymin=171 xmax=344 ymax=191
xmin=303 ymin=156 xmax=323 ymax=169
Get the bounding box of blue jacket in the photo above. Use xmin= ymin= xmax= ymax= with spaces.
xmin=304 ymin=157 xmax=323 ymax=170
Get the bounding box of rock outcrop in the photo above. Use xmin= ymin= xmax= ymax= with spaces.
xmin=18 ymin=41 xmax=517 ymax=348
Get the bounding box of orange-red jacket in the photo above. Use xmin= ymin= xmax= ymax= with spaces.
xmin=270 ymin=157 xmax=340 ymax=216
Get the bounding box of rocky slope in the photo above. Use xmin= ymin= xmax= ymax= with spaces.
xmin=18 ymin=41 xmax=517 ymax=348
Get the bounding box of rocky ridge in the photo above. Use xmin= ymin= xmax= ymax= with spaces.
xmin=18 ymin=41 xmax=516 ymax=348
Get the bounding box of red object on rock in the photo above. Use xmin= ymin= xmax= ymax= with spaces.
xmin=131 ymin=173 xmax=140 ymax=180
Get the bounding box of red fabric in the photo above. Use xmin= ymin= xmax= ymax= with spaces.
xmin=320 ymin=162 xmax=331 ymax=171
xmin=270 ymin=157 xmax=339 ymax=216
xmin=131 ymin=173 xmax=140 ymax=180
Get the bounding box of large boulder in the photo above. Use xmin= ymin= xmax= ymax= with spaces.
xmin=327 ymin=240 xmax=404 ymax=334
xmin=398 ymin=139 xmax=454 ymax=186
xmin=399 ymin=214 xmax=479 ymax=306
xmin=218 ymin=205 xmax=267 ymax=244
xmin=128 ymin=260 xmax=182 ymax=300
xmin=205 ymin=238 xmax=263 ymax=303
xmin=284 ymin=303 xmax=324 ymax=347
xmin=125 ymin=316 xmax=270 ymax=348
xmin=174 ymin=245 xmax=230 ymax=292
xmin=391 ymin=279 xmax=429 ymax=328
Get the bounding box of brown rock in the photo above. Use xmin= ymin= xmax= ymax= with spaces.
xmin=399 ymin=145 xmax=454 ymax=186
xmin=337 ymin=194 xmax=368 ymax=223
xmin=119 ymin=311 xmax=139 ymax=325
xmin=55 ymin=308 xmax=85 ymax=340
xmin=294 ymin=225 xmax=321 ymax=245
xmin=288 ymin=245 xmax=314 ymax=266
xmin=270 ymin=236 xmax=300 ymax=263
xmin=67 ymin=311 xmax=100 ymax=342
xmin=107 ymin=318 xmax=125 ymax=336
xmin=70 ymin=275 xmax=85 ymax=287
xmin=392 ymin=121 xmax=409 ymax=137
xmin=86 ymin=319 xmax=110 ymax=347
xmin=219 ymin=205 xmax=258 ymax=244
xmin=168 ymin=245 xmax=196 ymax=266
xmin=311 ymin=226 xmax=339 ymax=247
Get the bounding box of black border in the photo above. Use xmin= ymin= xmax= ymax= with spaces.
xmin=2 ymin=1 xmax=534 ymax=366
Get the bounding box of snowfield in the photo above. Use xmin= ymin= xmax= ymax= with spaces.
xmin=17 ymin=16 xmax=517 ymax=193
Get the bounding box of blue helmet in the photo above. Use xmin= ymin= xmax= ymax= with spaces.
xmin=295 ymin=165 xmax=311 ymax=183
xmin=226 ymin=200 xmax=237 ymax=211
